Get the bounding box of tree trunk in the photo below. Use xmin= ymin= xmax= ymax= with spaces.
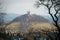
xmin=55 ymin=21 xmax=60 ymax=40
xmin=48 ymin=8 xmax=60 ymax=40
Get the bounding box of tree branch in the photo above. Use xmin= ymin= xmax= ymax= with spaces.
xmin=54 ymin=11 xmax=58 ymax=22
xmin=40 ymin=2 xmax=56 ymax=25
xmin=48 ymin=8 xmax=55 ymax=23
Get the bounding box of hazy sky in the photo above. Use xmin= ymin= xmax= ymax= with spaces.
xmin=0 ymin=0 xmax=55 ymax=16
xmin=0 ymin=0 xmax=54 ymax=22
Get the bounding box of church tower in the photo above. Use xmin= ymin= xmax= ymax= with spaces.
xmin=27 ymin=11 xmax=30 ymax=16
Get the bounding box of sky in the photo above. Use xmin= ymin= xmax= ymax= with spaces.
xmin=0 ymin=0 xmax=53 ymax=16
xmin=0 ymin=0 xmax=54 ymax=22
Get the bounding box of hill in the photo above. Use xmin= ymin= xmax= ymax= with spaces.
xmin=6 ymin=13 xmax=57 ymax=33
xmin=12 ymin=13 xmax=49 ymax=23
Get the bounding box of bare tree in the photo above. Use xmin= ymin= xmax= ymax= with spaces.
xmin=34 ymin=0 xmax=60 ymax=40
